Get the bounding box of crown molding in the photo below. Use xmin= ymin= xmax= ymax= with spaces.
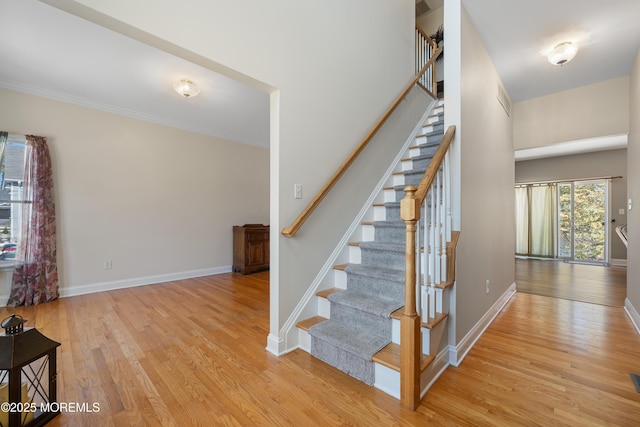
xmin=0 ymin=77 xmax=260 ymax=147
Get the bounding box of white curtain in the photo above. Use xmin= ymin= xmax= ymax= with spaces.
xmin=515 ymin=184 xmax=557 ymax=257
xmin=515 ymin=187 xmax=529 ymax=255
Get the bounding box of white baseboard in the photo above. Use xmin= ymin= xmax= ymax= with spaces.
xmin=0 ymin=265 xmax=232 ymax=307
xmin=625 ymin=298 xmax=640 ymax=335
xmin=449 ymin=283 xmax=516 ymax=367
xmin=266 ymin=333 xmax=288 ymax=356
xmin=611 ymin=258 xmax=627 ymax=267
xmin=60 ymin=265 xmax=232 ymax=299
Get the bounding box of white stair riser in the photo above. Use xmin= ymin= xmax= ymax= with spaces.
xmin=422 ymin=124 xmax=436 ymax=133
xmin=374 ymin=205 xmax=387 ymax=221
xmin=374 ymin=364 xmax=400 ymax=399
xmin=384 ymin=188 xmax=396 ymax=203
xmin=349 ymin=245 xmax=361 ymax=264
xmin=410 ymin=146 xmax=422 ymax=157
xmin=361 ymin=223 xmax=375 ymax=241
xmin=391 ymin=318 xmax=400 ymax=344
xmin=298 ymin=329 xmax=311 ymax=352
xmin=318 ymin=297 xmax=331 ymax=318
xmin=333 ymin=269 xmax=347 ymax=288
xmin=392 ymin=174 xmax=405 ymax=187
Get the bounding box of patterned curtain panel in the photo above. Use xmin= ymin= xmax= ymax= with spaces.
xmin=7 ymin=135 xmax=58 ymax=306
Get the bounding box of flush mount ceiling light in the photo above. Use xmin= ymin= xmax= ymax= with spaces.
xmin=173 ymin=79 xmax=200 ymax=98
xmin=547 ymin=42 xmax=578 ymax=66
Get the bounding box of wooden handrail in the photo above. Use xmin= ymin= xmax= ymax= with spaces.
xmin=416 ymin=26 xmax=436 ymax=48
xmin=414 ymin=125 xmax=455 ymax=205
xmin=281 ymin=47 xmax=442 ymax=238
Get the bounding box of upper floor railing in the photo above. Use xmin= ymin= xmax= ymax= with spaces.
xmin=415 ymin=26 xmax=438 ymax=97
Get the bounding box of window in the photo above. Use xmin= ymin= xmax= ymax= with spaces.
xmin=0 ymin=135 xmax=26 ymax=262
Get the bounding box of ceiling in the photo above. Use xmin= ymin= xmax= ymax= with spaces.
xmin=0 ymin=0 xmax=270 ymax=149
xmin=1 ymin=1 xmax=639 ymax=154
xmin=462 ymin=0 xmax=640 ymax=103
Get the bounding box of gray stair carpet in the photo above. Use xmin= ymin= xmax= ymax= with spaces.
xmin=308 ymin=104 xmax=444 ymax=386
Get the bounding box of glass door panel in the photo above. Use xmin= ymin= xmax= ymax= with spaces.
xmin=557 ymin=183 xmax=572 ymax=258
xmin=557 ymin=180 xmax=608 ymax=263
xmin=573 ymin=181 xmax=607 ymax=262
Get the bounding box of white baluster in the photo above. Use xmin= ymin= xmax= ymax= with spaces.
xmin=444 ymin=151 xmax=452 ymax=242
xmin=434 ymin=171 xmax=442 ymax=285
xmin=429 ymin=183 xmax=436 ymax=286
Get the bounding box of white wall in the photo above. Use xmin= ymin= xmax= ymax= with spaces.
xmin=628 ymin=50 xmax=640 ymax=319
xmin=49 ymin=0 xmax=417 ymax=351
xmin=513 ymin=76 xmax=630 ymax=150
xmin=451 ymin=4 xmax=515 ymax=346
xmin=0 ymin=87 xmax=269 ymax=301
xmin=417 ymin=8 xmax=443 ymax=35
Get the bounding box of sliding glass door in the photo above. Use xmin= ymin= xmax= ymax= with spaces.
xmin=557 ymin=180 xmax=608 ymax=263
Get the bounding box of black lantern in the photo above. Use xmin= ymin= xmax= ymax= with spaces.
xmin=0 ymin=315 xmax=61 ymax=427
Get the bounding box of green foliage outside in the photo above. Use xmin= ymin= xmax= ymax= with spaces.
xmin=558 ymin=183 xmax=605 ymax=261
xmin=558 ymin=185 xmax=572 ymax=257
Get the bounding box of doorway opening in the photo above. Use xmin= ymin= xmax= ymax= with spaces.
xmin=515 ymin=178 xmax=611 ymax=265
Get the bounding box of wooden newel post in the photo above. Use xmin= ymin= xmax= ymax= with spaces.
xmin=400 ymin=185 xmax=422 ymax=410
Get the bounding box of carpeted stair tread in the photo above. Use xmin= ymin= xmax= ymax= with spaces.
xmin=372 ymin=219 xmax=405 ymax=227
xmin=372 ymin=221 xmax=407 ymax=244
xmin=344 ymin=264 xmax=404 ymax=283
xmin=308 ymin=320 xmax=391 ymax=362
xmin=422 ymin=128 xmax=444 ymax=138
xmin=328 ymin=289 xmax=403 ymax=316
xmin=409 ymin=152 xmax=436 ymax=162
xmin=358 ymin=241 xmax=405 ymax=253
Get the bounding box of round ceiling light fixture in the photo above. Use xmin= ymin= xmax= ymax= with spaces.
xmin=547 ymin=42 xmax=578 ymax=66
xmin=173 ymin=79 xmax=200 ymax=98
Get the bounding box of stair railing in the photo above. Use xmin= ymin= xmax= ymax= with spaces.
xmin=416 ymin=26 xmax=438 ymax=96
xmin=616 ymin=224 xmax=628 ymax=248
xmin=400 ymin=124 xmax=456 ymax=410
xmin=281 ymin=27 xmax=440 ymax=238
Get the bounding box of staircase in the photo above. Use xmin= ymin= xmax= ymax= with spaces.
xmin=296 ymin=100 xmax=456 ymax=400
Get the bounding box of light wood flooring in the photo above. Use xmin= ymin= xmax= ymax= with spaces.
xmin=1 ymin=270 xmax=639 ymax=426
xmin=516 ymin=258 xmax=627 ymax=307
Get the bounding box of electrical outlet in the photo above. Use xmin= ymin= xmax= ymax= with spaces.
xmin=104 ymin=259 xmax=112 ymax=270
xmin=485 ymin=279 xmax=490 ymax=294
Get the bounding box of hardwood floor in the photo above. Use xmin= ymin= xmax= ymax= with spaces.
xmin=1 ymin=271 xmax=639 ymax=426
xmin=516 ymin=258 xmax=627 ymax=307
xmin=424 ymin=292 xmax=640 ymax=426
